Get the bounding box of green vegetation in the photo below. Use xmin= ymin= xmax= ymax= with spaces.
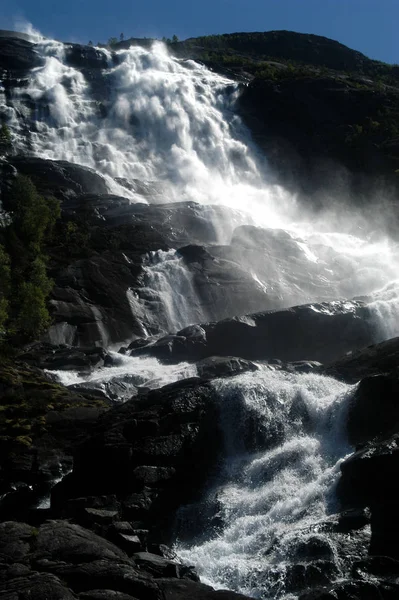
xmin=0 ymin=361 xmax=108 ymax=449
xmin=0 ymin=175 xmax=60 ymax=344
xmin=107 ymin=37 xmax=119 ymax=48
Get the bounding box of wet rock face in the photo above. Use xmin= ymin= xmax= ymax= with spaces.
xmin=325 ymin=336 xmax=399 ymax=383
xmin=132 ymin=300 xmax=375 ymax=365
xmin=0 ymin=35 xmax=44 ymax=72
xmin=8 ymin=157 xmax=109 ymax=201
xmin=64 ymin=43 xmax=109 ymax=70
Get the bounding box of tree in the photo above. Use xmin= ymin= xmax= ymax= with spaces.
xmin=108 ymin=37 xmax=119 ymax=48
xmin=120 ymin=33 xmax=124 ymax=41
xmin=1 ymin=176 xmax=61 ymax=343
xmin=8 ymin=175 xmax=60 ymax=253
xmin=88 ymin=40 xmax=93 ymax=46
xmin=14 ymin=281 xmax=51 ymax=338
xmin=172 ymin=34 xmax=179 ymax=43
xmin=0 ymin=124 xmax=11 ymax=155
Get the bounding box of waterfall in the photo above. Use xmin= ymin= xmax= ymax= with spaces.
xmin=136 ymin=249 xmax=206 ymax=334
xmin=6 ymin=38 xmax=286 ymax=213
xmin=366 ymin=280 xmax=399 ymax=341
xmin=175 ymin=368 xmax=355 ymax=599
xmin=5 ymin=32 xmax=399 ymax=599
xmin=3 ymin=36 xmax=399 ymax=332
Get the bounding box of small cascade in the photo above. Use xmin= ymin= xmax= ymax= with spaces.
xmin=49 ymin=351 xmax=198 ymax=400
xmin=137 ymin=249 xmax=206 ymax=334
xmin=366 ymin=280 xmax=399 ymax=341
xmin=175 ymin=368 xmax=355 ymax=599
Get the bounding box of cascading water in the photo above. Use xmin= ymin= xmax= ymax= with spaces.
xmin=50 ymin=351 xmax=198 ymax=399
xmin=2 ymin=34 xmax=399 ymax=321
xmin=175 ymin=368 xmax=357 ymax=599
xmin=2 ymin=32 xmax=399 ymax=598
xmin=136 ymin=249 xmax=207 ymax=334
xmin=5 ymin=37 xmax=286 ymax=213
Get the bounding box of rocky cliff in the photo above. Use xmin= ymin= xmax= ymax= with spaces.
xmin=1 ymin=28 xmax=399 ymax=600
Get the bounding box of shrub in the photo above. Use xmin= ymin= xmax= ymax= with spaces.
xmin=1 ymin=176 xmax=60 ymax=344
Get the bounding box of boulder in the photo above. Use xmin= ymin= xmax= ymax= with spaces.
xmin=326 ymin=337 xmax=399 ymax=383
xmin=132 ymin=300 xmax=375 ymax=364
xmin=79 ymin=592 xmax=138 ymax=600
xmin=340 ymin=432 xmax=399 ymax=559
xmin=346 ymin=372 xmax=399 ymax=447
xmin=18 ymin=343 xmax=112 ymax=371
xmin=0 ymin=571 xmax=78 ymax=600
xmin=51 ymin=378 xmax=224 ymax=541
xmin=195 ymin=356 xmax=259 ymax=379
xmin=8 ymin=157 xmax=109 ymax=201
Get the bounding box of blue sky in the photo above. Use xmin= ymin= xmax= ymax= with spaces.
xmin=0 ymin=0 xmax=397 ymax=64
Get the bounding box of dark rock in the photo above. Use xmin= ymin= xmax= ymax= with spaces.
xmin=115 ymin=535 xmax=142 ymax=554
xmin=340 ymin=431 xmax=399 ymax=560
xmin=326 ymin=337 xmax=399 ymax=383
xmin=346 ymin=372 xmax=399 ymax=447
xmin=34 ymin=521 xmax=127 ymax=563
xmin=132 ymin=466 xmax=176 ymax=487
xmin=286 ymin=361 xmax=323 ymax=374
xmin=132 ymin=552 xmax=183 ymax=578
xmin=0 ymin=571 xmax=77 ymax=600
xmin=19 ymin=342 xmax=111 ymax=371
xmin=292 ymin=537 xmax=335 ymax=562
xmin=52 ymin=379 xmax=223 ymax=541
xmin=64 ymin=43 xmax=109 ymax=70
xmin=340 ymin=433 xmax=399 ymax=506
xmin=285 ymin=560 xmax=339 ymax=593
xmin=352 ymin=555 xmax=399 ymax=578
xmin=0 ymin=522 xmax=35 ymax=564
xmin=0 ymin=35 xmax=44 ymax=71
xmin=239 ymin=71 xmax=399 ymax=195
xmin=156 ymin=578 xmax=253 ymax=600
xmin=135 ymin=300 xmax=375 ymax=364
xmin=8 ymin=157 xmax=109 ymax=202
xmin=46 ymin=559 xmax=159 ymax=598
xmin=195 ymin=356 xmax=259 ymax=380
xmin=79 ymin=592 xmax=138 ymax=600
xmin=0 ymin=361 xmax=110 ymax=521
xmin=83 ymin=508 xmax=119 ymax=524
xmin=298 ymin=580 xmax=384 ymax=600
xmin=336 ymin=508 xmax=371 ymax=533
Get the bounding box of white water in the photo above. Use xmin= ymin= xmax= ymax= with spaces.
xmin=176 ymin=369 xmax=355 ymax=599
xmin=2 ymin=33 xmax=397 ymax=598
xmin=49 ymin=351 xmax=197 ymax=397
xmin=2 ymin=35 xmax=399 ymax=331
xmin=137 ymin=249 xmax=207 ymax=333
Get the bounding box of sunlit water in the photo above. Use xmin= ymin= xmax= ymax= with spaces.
xmin=2 ymin=35 xmax=399 ymax=333
xmin=1 ymin=32 xmax=396 ymax=597
xmin=49 ymin=351 xmax=198 ymax=396
xmin=175 ymin=368 xmax=355 ymax=599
